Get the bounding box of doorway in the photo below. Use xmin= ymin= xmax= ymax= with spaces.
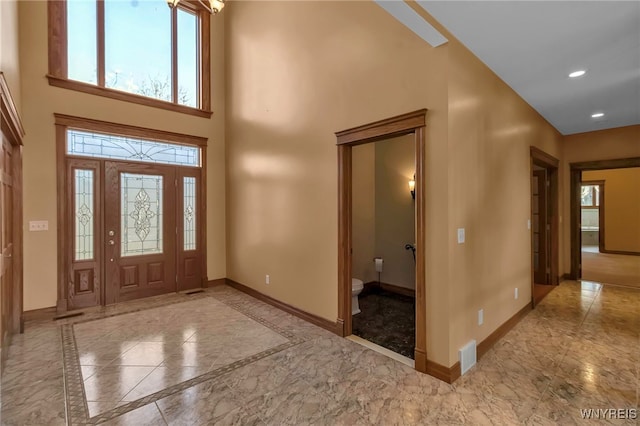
xmin=350 ymin=134 xmax=416 ymax=361
xmin=336 ymin=109 xmax=427 ymax=373
xmin=530 ymin=147 xmax=559 ymax=306
xmin=56 ymin=115 xmax=206 ymax=312
xmin=571 ymin=159 xmax=640 ymax=287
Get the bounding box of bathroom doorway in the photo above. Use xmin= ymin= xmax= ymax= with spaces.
xmin=335 ymin=110 xmax=428 ymax=373
xmin=350 ymin=134 xmax=416 ymax=361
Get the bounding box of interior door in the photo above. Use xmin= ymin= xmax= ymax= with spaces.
xmin=533 ymin=169 xmax=549 ymax=284
xmin=1 ymin=136 xmax=13 ymax=353
xmin=104 ymin=161 xmax=177 ymax=304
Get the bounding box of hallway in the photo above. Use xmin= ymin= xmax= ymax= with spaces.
xmin=582 ymin=246 xmax=640 ymax=288
xmin=1 ymin=281 xmax=638 ymax=424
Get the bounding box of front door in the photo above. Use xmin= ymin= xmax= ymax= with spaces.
xmin=104 ymin=162 xmax=177 ymax=304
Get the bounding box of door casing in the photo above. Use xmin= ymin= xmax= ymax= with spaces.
xmin=55 ymin=114 xmax=208 ymax=313
xmin=336 ymin=109 xmax=428 ymax=373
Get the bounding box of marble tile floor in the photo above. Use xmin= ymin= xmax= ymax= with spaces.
xmin=1 ymin=281 xmax=638 ymax=425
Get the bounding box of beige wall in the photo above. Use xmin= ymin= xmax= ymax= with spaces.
xmin=583 ymin=168 xmax=640 ymax=253
xmin=225 ymin=0 xmax=451 ymax=364
xmin=352 ymin=143 xmax=376 ymax=284
xmin=562 ymin=125 xmax=640 ymax=271
xmin=18 ymin=1 xmax=226 ymax=310
xmin=0 ymin=0 xmax=21 ymax=110
xmin=374 ymin=135 xmax=415 ymax=290
xmin=226 ymin=1 xmax=565 ymax=368
xmin=445 ymin=31 xmax=563 ymax=365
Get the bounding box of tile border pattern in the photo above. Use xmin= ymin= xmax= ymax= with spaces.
xmin=61 ymin=292 xmax=305 ymax=425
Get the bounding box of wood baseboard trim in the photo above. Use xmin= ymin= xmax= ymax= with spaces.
xmin=427 ymin=303 xmax=532 ymax=383
xmin=600 ymin=249 xmax=640 ymax=257
xmin=23 ymin=306 xmax=57 ymax=322
xmin=414 ymin=348 xmax=427 ymax=373
xmin=363 ymin=281 xmax=415 ymax=298
xmin=477 ymin=303 xmax=532 ymax=360
xmin=426 ymin=360 xmax=460 ymax=383
xmin=225 ymin=279 xmax=342 ymax=336
xmin=206 ymin=278 xmax=226 ymax=288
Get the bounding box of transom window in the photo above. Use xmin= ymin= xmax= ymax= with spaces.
xmin=48 ymin=0 xmax=211 ymax=117
xmin=67 ymin=129 xmax=201 ymax=167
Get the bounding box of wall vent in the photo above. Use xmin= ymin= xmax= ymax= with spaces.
xmin=459 ymin=340 xmax=477 ymax=375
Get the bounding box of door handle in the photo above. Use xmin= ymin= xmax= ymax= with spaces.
xmin=108 ymin=240 xmax=115 ymax=245
xmin=108 ymin=230 xmax=115 ymax=236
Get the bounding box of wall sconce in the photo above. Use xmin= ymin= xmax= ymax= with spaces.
xmin=408 ymin=174 xmax=415 ymax=200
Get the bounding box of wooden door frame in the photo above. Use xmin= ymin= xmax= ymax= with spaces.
xmin=335 ymin=109 xmax=428 ymax=373
xmin=0 ymin=72 xmax=25 ymax=367
xmin=569 ymin=157 xmax=640 ymax=279
xmin=54 ymin=114 xmax=208 ymax=313
xmin=529 ymin=147 xmax=559 ymax=308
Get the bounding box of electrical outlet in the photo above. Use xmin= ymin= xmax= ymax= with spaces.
xmin=478 ymin=309 xmax=484 ymax=326
xmin=29 ymin=221 xmax=49 ymax=231
xmin=265 ymin=275 xmax=270 ymax=284
xmin=515 ymin=288 xmax=519 ymax=300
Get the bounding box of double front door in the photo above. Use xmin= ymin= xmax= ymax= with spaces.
xmin=66 ymin=159 xmax=202 ymax=310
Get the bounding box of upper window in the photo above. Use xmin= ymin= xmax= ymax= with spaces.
xmin=581 ymin=185 xmax=600 ymax=207
xmin=48 ymin=0 xmax=211 ymax=117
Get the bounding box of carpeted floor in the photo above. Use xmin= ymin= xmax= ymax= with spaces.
xmin=352 ymin=287 xmax=415 ymax=359
xmin=582 ymin=247 xmax=640 ymax=288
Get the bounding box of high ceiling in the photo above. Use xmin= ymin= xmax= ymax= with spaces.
xmin=416 ymin=1 xmax=640 ymax=135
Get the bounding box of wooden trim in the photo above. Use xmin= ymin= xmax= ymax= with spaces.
xmin=600 ymin=249 xmax=640 ymax=256
xmin=206 ymin=278 xmax=225 ymax=287
xmin=530 ymin=147 xmax=560 ymax=309
xmin=47 ymin=0 xmax=212 ymax=114
xmin=477 ymin=303 xmax=531 ymax=359
xmin=0 ymin=73 xmax=26 ymax=144
xmin=335 ymin=109 xmax=427 ymax=145
xmin=530 ymin=146 xmax=559 ymax=168
xmin=22 ymin=306 xmax=57 ymax=323
xmin=171 ymin=6 xmax=178 ymax=104
xmin=426 ymin=360 xmax=460 ymax=384
xmin=427 ymin=303 xmax=532 ymax=383
xmin=48 ymin=1 xmax=67 ymax=78
xmin=571 ymin=157 xmax=640 ymax=171
xmin=47 ymin=76 xmax=213 ymax=118
xmin=200 ymin=145 xmax=208 ymax=286
xmin=225 ymin=279 xmax=342 ymax=336
xmin=97 ymin=0 xmax=105 ymax=87
xmin=336 ymin=110 xmax=428 ymax=376
xmin=12 ymin=144 xmax=24 ymax=333
xmin=53 ymin=113 xmax=208 ymax=147
xmin=363 ymin=281 xmax=415 ymax=298
xmin=559 ymin=273 xmax=571 ymax=282
xmin=56 ymin=124 xmax=68 ymax=313
xmin=200 ymin=12 xmax=211 ymax=112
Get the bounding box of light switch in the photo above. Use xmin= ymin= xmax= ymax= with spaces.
xmin=457 ymin=228 xmax=465 ymax=244
xmin=29 ymin=221 xmax=49 ymax=231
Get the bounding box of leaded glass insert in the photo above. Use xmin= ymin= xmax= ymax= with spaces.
xmin=67 ymin=129 xmax=200 ymax=167
xmin=184 ymin=177 xmax=196 ymax=250
xmin=121 ymin=173 xmax=163 ymax=257
xmin=75 ymin=169 xmax=94 ymax=261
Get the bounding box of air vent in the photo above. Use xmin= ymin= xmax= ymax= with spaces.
xmin=459 ymin=340 xmax=477 ymax=375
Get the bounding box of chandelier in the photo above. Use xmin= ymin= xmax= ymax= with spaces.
xmin=167 ymin=0 xmax=225 ymax=14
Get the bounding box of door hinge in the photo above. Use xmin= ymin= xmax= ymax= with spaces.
xmin=546 ymin=267 xmax=551 ymax=274
xmin=546 ymin=180 xmax=550 ymax=187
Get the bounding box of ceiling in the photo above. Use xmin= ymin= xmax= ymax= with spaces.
xmin=415 ymin=1 xmax=640 ymax=135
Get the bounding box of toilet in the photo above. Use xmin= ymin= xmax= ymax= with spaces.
xmin=352 ymin=278 xmax=364 ymax=315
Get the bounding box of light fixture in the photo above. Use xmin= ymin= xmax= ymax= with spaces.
xmin=591 ymin=112 xmax=605 ymax=118
xmin=167 ymin=0 xmax=224 ymax=14
xmin=408 ymin=175 xmax=415 ymax=200
xmin=569 ymin=70 xmax=586 ymax=78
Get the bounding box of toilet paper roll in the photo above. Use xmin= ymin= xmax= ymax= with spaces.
xmin=374 ymin=258 xmax=384 ymax=272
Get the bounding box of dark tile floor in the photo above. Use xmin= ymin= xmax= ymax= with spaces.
xmin=352 ymin=287 xmax=415 ymax=359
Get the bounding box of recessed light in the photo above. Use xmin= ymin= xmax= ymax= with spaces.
xmin=591 ymin=112 xmax=604 ymax=118
xmin=569 ymin=70 xmax=586 ymax=78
